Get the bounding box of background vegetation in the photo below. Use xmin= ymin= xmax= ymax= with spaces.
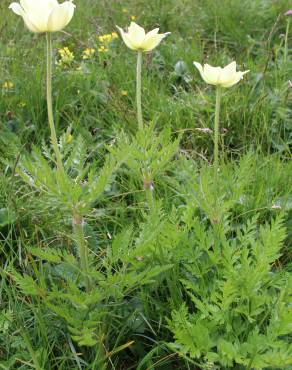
xmin=0 ymin=0 xmax=291 ymax=369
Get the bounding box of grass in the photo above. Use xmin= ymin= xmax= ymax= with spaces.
xmin=0 ymin=0 xmax=291 ymax=369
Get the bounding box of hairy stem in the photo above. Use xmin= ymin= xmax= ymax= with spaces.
xmin=46 ymin=32 xmax=64 ymax=173
xmin=136 ymin=51 xmax=143 ymax=130
xmin=284 ymin=19 xmax=290 ymax=63
xmin=214 ymin=86 xmax=221 ymax=174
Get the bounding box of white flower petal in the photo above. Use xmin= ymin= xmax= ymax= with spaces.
xmin=145 ymin=28 xmax=159 ymax=38
xmin=9 ymin=2 xmax=25 ymax=16
xmin=194 ymin=60 xmax=249 ymax=88
xmin=47 ymin=1 xmax=75 ymax=32
xmin=128 ymin=22 xmax=145 ymax=45
xmin=47 ymin=0 xmax=59 ymax=10
xmin=222 ymin=61 xmax=236 ymax=73
xmin=141 ymin=32 xmax=169 ymax=52
xmin=219 ymin=61 xmax=237 ymax=85
xmin=116 ymin=26 xmax=136 ymax=50
xmin=193 ymin=62 xmax=203 ymax=72
xmin=9 ymin=1 xmax=42 ymax=32
xmin=23 ymin=14 xmax=42 ymax=32
xmin=203 ymin=64 xmax=222 ymax=85
xmin=21 ymin=0 xmax=51 ymax=30
xmin=20 ymin=0 xmax=35 ymax=12
xmin=117 ymin=22 xmax=169 ymax=52
xmin=194 ymin=61 xmax=210 ymax=84
xmin=221 ymin=70 xmax=249 ymax=88
xmin=10 ymin=0 xmax=75 ymax=32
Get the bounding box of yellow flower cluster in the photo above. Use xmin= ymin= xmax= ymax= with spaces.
xmin=2 ymin=81 xmax=14 ymax=89
xmin=97 ymin=32 xmax=118 ymax=53
xmin=98 ymin=32 xmax=118 ymax=43
xmin=83 ymin=48 xmax=95 ymax=60
xmin=58 ymin=47 xmax=74 ymax=66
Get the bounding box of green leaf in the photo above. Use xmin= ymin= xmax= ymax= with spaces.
xmin=0 ymin=208 xmax=16 ymax=227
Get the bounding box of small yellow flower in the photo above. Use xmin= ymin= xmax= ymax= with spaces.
xmin=98 ymin=32 xmax=118 ymax=45
xmin=122 ymin=8 xmax=128 ymax=13
xmin=121 ymin=90 xmax=128 ymax=96
xmin=98 ymin=45 xmax=108 ymax=53
xmin=2 ymin=81 xmax=14 ymax=89
xmin=58 ymin=46 xmax=74 ymax=66
xmin=131 ymin=15 xmax=137 ymax=21
xmin=82 ymin=48 xmax=95 ymax=59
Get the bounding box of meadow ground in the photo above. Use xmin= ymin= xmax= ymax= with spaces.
xmin=0 ymin=0 xmax=292 ymax=369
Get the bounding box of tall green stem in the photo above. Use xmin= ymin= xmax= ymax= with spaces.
xmin=46 ymin=32 xmax=64 ymax=173
xmin=284 ymin=19 xmax=290 ymax=63
xmin=214 ymin=86 xmax=221 ymax=174
xmin=73 ymin=214 xmax=91 ymax=291
xmin=136 ymin=51 xmax=143 ymax=130
xmin=135 ymin=52 xmax=155 ymax=210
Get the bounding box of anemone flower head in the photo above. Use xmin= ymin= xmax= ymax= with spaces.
xmin=9 ymin=0 xmax=76 ymax=33
xmin=116 ymin=22 xmax=170 ymax=52
xmin=193 ymin=61 xmax=249 ymax=88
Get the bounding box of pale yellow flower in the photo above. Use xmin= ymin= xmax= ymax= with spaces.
xmin=131 ymin=15 xmax=137 ymax=21
xmin=2 ymin=81 xmax=14 ymax=89
xmin=98 ymin=32 xmax=118 ymax=44
xmin=82 ymin=48 xmax=95 ymax=59
xmin=193 ymin=61 xmax=249 ymax=88
xmin=98 ymin=45 xmax=108 ymax=53
xmin=9 ymin=0 xmax=75 ymax=33
xmin=58 ymin=46 xmax=74 ymax=65
xmin=116 ymin=22 xmax=170 ymax=52
xmin=121 ymin=90 xmax=128 ymax=96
